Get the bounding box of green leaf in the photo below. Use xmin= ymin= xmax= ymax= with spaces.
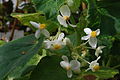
xmin=31 ymin=0 xmax=65 ymax=19
xmin=86 ymin=0 xmax=100 ymax=27
xmin=11 ymin=13 xmax=46 ymax=29
xmin=86 ymin=0 xmax=118 ymax=35
xmin=7 ymin=53 xmax=45 ymax=79
xmin=30 ymin=55 xmax=70 ymax=80
xmin=68 ymin=32 xmax=78 ymax=46
xmin=82 ymin=67 xmax=119 ymax=79
xmin=0 ymin=34 xmax=44 ymax=80
xmin=96 ymin=1 xmax=120 ymax=33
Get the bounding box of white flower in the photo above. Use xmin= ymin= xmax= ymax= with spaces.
xmin=44 ymin=33 xmax=66 ymax=50
xmin=30 ymin=21 xmax=50 ymax=39
xmin=57 ymin=5 xmax=76 ymax=27
xmin=86 ymin=56 xmax=101 ymax=72
xmin=95 ymin=46 xmax=105 ymax=57
xmin=81 ymin=28 xmax=100 ymax=48
xmin=60 ymin=55 xmax=80 ymax=78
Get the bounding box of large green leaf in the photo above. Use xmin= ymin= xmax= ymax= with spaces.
xmin=96 ymin=1 xmax=120 ymax=33
xmin=86 ymin=0 xmax=119 ymax=35
xmin=31 ymin=0 xmax=65 ymax=19
xmin=86 ymin=0 xmax=100 ymax=27
xmin=30 ymin=55 xmax=70 ymax=80
xmin=7 ymin=53 xmax=45 ymax=79
xmin=0 ymin=34 xmax=44 ymax=80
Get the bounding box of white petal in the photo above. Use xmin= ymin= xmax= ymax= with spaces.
xmin=57 ymin=15 xmax=68 ymax=27
xmin=30 ymin=21 xmax=40 ymax=28
xmin=44 ymin=40 xmax=52 ymax=49
xmin=68 ymin=22 xmax=77 ymax=27
xmin=35 ymin=30 xmax=41 ymax=39
xmin=58 ymin=33 xmax=65 ymax=41
xmin=67 ymin=70 xmax=72 ymax=78
xmin=81 ymin=35 xmax=90 ymax=40
xmin=84 ymin=28 xmax=92 ymax=34
xmin=41 ymin=29 xmax=50 ymax=38
xmin=96 ymin=29 xmax=100 ymax=36
xmin=89 ymin=37 xmax=97 ymax=48
xmin=18 ymin=1 xmax=25 ymax=9
xmin=62 ymin=55 xmax=69 ymax=62
xmin=70 ymin=60 xmax=80 ymax=70
xmin=60 ymin=61 xmax=70 ymax=69
xmin=96 ymin=56 xmax=101 ymax=61
xmin=86 ymin=68 xmax=91 ymax=72
xmin=99 ymin=46 xmax=106 ymax=49
xmin=60 ymin=5 xmax=71 ymax=17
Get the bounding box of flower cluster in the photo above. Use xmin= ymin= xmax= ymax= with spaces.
xmin=44 ymin=33 xmax=66 ymax=50
xmin=30 ymin=5 xmax=105 ymax=78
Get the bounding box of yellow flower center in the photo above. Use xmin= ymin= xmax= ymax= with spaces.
xmin=66 ymin=66 xmax=71 ymax=70
xmin=91 ymin=31 xmax=97 ymax=37
xmin=53 ymin=44 xmax=62 ymax=50
xmin=93 ymin=65 xmax=100 ymax=71
xmin=63 ymin=16 xmax=69 ymax=20
xmin=39 ymin=24 xmax=46 ymax=30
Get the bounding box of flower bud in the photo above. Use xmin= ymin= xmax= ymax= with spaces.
xmin=63 ymin=37 xmax=71 ymax=46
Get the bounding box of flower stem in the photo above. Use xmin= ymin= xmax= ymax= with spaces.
xmin=112 ymin=64 xmax=120 ymax=69
xmin=106 ymin=55 xmax=112 ymax=67
xmin=78 ymin=55 xmax=90 ymax=64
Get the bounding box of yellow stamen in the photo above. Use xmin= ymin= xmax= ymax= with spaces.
xmin=63 ymin=16 xmax=69 ymax=20
xmin=91 ymin=31 xmax=97 ymax=37
xmin=93 ymin=65 xmax=100 ymax=71
xmin=39 ymin=24 xmax=46 ymax=30
xmin=66 ymin=66 xmax=71 ymax=70
xmin=53 ymin=44 xmax=62 ymax=50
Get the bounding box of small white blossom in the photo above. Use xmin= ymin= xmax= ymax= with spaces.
xmin=44 ymin=33 xmax=66 ymax=50
xmin=81 ymin=28 xmax=100 ymax=48
xmin=60 ymin=55 xmax=80 ymax=78
xmin=57 ymin=5 xmax=76 ymax=27
xmin=95 ymin=46 xmax=105 ymax=57
xmin=30 ymin=21 xmax=50 ymax=39
xmin=86 ymin=56 xmax=101 ymax=72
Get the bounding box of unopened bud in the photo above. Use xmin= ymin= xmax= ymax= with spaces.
xmin=63 ymin=37 xmax=71 ymax=46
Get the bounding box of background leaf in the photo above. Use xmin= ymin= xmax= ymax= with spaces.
xmin=31 ymin=0 xmax=65 ymax=19
xmin=0 ymin=34 xmax=44 ymax=80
